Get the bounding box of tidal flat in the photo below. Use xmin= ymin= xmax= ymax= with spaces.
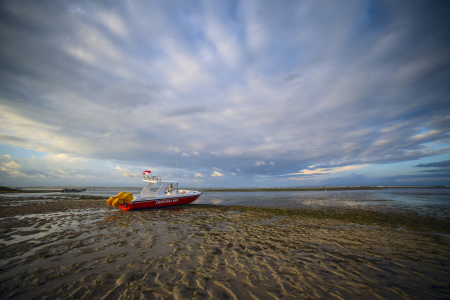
xmin=0 ymin=194 xmax=449 ymax=299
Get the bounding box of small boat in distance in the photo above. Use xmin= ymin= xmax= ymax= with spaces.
xmin=118 ymin=170 xmax=202 ymax=211
xmin=61 ymin=188 xmax=86 ymax=193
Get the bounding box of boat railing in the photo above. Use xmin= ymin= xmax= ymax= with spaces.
xmin=144 ymin=175 xmax=162 ymax=181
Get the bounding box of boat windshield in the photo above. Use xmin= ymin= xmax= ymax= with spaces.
xmin=144 ymin=175 xmax=162 ymax=180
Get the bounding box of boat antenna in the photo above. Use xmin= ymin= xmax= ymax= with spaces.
xmin=176 ymin=155 xmax=179 ymax=193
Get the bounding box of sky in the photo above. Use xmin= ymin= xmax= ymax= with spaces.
xmin=0 ymin=0 xmax=449 ymax=187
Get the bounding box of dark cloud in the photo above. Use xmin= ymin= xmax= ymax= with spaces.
xmin=414 ymin=160 xmax=450 ymax=177
xmin=283 ymin=73 xmax=302 ymax=82
xmin=0 ymin=134 xmax=31 ymax=144
xmin=166 ymin=105 xmax=207 ymax=116
xmin=415 ymin=160 xmax=450 ymax=168
xmin=102 ymin=80 xmax=162 ymax=109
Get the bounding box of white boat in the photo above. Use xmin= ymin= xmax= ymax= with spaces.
xmin=118 ymin=171 xmax=202 ymax=211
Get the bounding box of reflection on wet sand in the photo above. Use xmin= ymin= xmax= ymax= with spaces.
xmin=0 ymin=195 xmax=449 ymax=299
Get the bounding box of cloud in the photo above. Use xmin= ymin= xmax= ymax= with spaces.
xmin=415 ymin=160 xmax=450 ymax=168
xmin=0 ymin=153 xmax=102 ymax=182
xmin=412 ymin=130 xmax=441 ymax=140
xmin=194 ymin=171 xmax=203 ymax=177
xmin=0 ymin=159 xmax=25 ymax=178
xmin=97 ymin=132 xmax=112 ymax=138
xmin=3 ymin=160 xmax=20 ymax=169
xmin=254 ymin=161 xmax=275 ymax=167
xmin=168 ymin=146 xmax=180 ymax=153
xmin=96 ymin=9 xmax=128 ymax=38
xmin=414 ymin=160 xmax=450 ymax=176
xmin=284 ymin=73 xmax=303 ymax=82
xmin=289 ymin=164 xmax=371 ymax=176
xmin=113 ymin=166 xmax=138 ymax=178
xmin=101 ymin=80 xmax=161 ymax=109
xmin=211 ymin=171 xmax=224 ymax=177
xmin=44 ymin=154 xmax=87 ymax=163
xmin=166 ymin=105 xmax=207 ymax=116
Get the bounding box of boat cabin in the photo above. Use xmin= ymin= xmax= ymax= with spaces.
xmin=139 ymin=174 xmax=179 ymax=198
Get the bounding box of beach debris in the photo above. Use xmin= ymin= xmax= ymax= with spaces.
xmin=107 ymin=191 xmax=133 ymax=207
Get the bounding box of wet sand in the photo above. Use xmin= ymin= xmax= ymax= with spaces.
xmin=0 ymin=195 xmax=449 ymax=299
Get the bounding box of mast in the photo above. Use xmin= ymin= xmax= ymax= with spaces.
xmin=176 ymin=155 xmax=179 ymax=193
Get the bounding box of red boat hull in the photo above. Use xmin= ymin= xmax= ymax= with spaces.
xmin=119 ymin=193 xmax=201 ymax=211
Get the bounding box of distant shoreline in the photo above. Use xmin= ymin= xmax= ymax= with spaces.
xmin=0 ymin=186 xmax=60 ymax=193
xmin=200 ymin=185 xmax=450 ymax=192
xmin=1 ymin=185 xmax=448 ymax=193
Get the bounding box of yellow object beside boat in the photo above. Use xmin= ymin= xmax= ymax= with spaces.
xmin=107 ymin=196 xmax=117 ymax=206
xmin=112 ymin=198 xmax=122 ymax=207
xmin=123 ymin=193 xmax=133 ymax=203
xmin=107 ymin=191 xmax=133 ymax=207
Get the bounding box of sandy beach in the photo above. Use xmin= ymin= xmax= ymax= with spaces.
xmin=1 ymin=194 xmax=449 ymax=299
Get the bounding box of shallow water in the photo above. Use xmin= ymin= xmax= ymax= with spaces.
xmin=3 ymin=187 xmax=450 ymax=218
xmin=195 ymin=188 xmax=450 ymax=218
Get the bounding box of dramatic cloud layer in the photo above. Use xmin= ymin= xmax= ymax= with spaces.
xmin=0 ymin=0 xmax=449 ymax=187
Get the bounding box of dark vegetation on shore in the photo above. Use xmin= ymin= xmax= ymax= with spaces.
xmin=0 ymin=186 xmax=22 ymax=192
xmin=192 ymin=204 xmax=450 ymax=235
xmin=0 ymin=186 xmax=60 ymax=193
